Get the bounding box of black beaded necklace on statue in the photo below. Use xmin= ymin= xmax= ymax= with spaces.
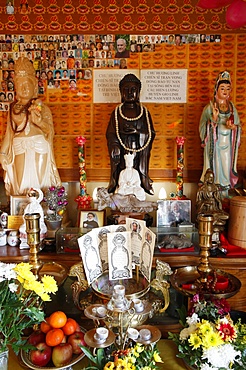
xmin=9 ymin=99 xmax=35 ymax=133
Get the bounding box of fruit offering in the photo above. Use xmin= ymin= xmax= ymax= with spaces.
xmin=27 ymin=310 xmax=86 ymax=368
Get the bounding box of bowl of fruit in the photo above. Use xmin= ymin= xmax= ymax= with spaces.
xmin=21 ymin=310 xmax=87 ymax=369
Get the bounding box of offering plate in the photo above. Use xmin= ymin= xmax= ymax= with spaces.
xmin=170 ymin=266 xmax=241 ymax=299
xmin=20 ymin=327 xmax=85 ymax=370
xmin=21 ymin=349 xmax=85 ymax=370
xmin=91 ymin=271 xmax=150 ymax=300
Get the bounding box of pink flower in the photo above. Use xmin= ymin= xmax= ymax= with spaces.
xmin=76 ymin=136 xmax=86 ymax=146
xmin=176 ymin=136 xmax=186 ymax=146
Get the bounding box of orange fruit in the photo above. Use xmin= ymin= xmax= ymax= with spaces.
xmin=62 ymin=318 xmax=77 ymax=336
xmin=49 ymin=311 xmax=67 ymax=329
xmin=40 ymin=319 xmax=52 ymax=334
xmin=46 ymin=328 xmax=64 ymax=347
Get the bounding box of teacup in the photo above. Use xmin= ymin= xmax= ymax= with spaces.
xmin=133 ymin=298 xmax=144 ymax=313
xmin=127 ymin=327 xmax=139 ymax=340
xmin=139 ymin=328 xmax=151 ymax=341
xmin=94 ymin=327 xmax=109 ymax=343
xmin=96 ymin=306 xmax=107 ymax=318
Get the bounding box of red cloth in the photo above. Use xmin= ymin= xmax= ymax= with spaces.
xmin=159 ymin=246 xmax=195 ymax=253
xmin=159 ymin=234 xmax=246 ymax=255
xmin=220 ymin=233 xmax=246 ymax=257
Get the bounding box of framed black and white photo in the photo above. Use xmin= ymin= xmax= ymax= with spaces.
xmin=157 ymin=199 xmax=191 ymax=227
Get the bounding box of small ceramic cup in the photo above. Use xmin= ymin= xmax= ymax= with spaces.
xmin=114 ymin=284 xmax=125 ymax=296
xmin=94 ymin=327 xmax=109 ymax=343
xmin=96 ymin=306 xmax=107 ymax=318
xmin=127 ymin=328 xmax=139 ymax=340
xmin=133 ymin=298 xmax=144 ymax=313
xmin=139 ymin=328 xmax=151 ymax=341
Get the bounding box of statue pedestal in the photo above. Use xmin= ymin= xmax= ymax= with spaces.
xmin=107 ymin=211 xmax=153 ymax=227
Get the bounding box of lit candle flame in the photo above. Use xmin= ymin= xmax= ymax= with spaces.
xmin=159 ymin=187 xmax=167 ymax=200
xmin=92 ymin=187 xmax=98 ymax=201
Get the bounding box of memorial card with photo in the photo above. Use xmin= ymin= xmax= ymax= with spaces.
xmin=140 ymin=228 xmax=156 ymax=281
xmin=125 ymin=218 xmax=146 ymax=265
xmin=91 ymin=226 xmax=112 ymax=272
xmin=107 ymin=231 xmax=132 ymax=280
xmin=78 ymin=232 xmax=102 ymax=285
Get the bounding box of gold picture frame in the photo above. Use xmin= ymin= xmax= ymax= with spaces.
xmin=78 ymin=209 xmax=105 ymax=230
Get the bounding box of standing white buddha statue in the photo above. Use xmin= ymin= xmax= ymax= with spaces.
xmin=0 ymin=56 xmax=61 ymax=196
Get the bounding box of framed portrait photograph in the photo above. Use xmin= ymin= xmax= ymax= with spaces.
xmin=10 ymin=195 xmax=29 ymax=215
xmin=157 ymin=199 xmax=191 ymax=227
xmin=78 ymin=209 xmax=105 ymax=230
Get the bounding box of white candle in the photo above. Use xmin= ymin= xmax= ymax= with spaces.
xmin=92 ymin=187 xmax=98 ymax=209
xmin=158 ymin=187 xmax=169 ymax=225
xmin=159 ymin=187 xmax=167 ymax=200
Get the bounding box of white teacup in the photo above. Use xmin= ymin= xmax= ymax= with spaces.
xmin=133 ymin=298 xmax=144 ymax=313
xmin=96 ymin=306 xmax=107 ymax=318
xmin=114 ymin=284 xmax=125 ymax=296
xmin=139 ymin=328 xmax=151 ymax=341
xmin=95 ymin=327 xmax=109 ymax=342
xmin=127 ymin=327 xmax=139 ymax=340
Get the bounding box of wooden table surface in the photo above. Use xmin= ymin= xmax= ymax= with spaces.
xmin=10 ymin=339 xmax=187 ymax=370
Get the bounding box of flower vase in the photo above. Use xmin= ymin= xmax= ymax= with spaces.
xmin=45 ymin=219 xmax=62 ymax=238
xmin=0 ymin=349 xmax=9 ymax=370
xmin=45 ymin=219 xmax=62 ymax=231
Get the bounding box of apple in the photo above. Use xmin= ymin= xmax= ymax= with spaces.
xmin=67 ymin=331 xmax=86 ymax=354
xmin=28 ymin=330 xmax=46 ymax=346
xmin=52 ymin=343 xmax=73 ymax=367
xmin=30 ymin=342 xmax=52 ymax=367
xmin=75 ymin=322 xmax=82 ymax=332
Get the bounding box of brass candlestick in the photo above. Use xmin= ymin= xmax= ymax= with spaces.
xmin=170 ymin=213 xmax=241 ymax=299
xmin=197 ymin=214 xmax=214 ymax=287
xmin=25 ymin=213 xmax=42 ymax=275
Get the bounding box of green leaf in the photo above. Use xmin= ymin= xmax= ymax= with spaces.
xmin=80 ymin=346 xmax=98 ymax=364
xmin=176 ymin=305 xmax=187 ymax=326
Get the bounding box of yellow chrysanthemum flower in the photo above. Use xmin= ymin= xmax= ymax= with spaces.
xmin=14 ymin=262 xmax=32 ymax=273
xmin=130 ymin=343 xmax=144 ymax=358
xmin=127 ymin=364 xmax=135 ymax=370
xmin=198 ymin=320 xmax=213 ymax=336
xmin=203 ymin=331 xmax=224 ymax=349
xmin=188 ymin=333 xmax=202 ymax=349
xmin=14 ymin=263 xmax=36 ymax=282
xmin=153 ymin=351 xmax=163 ymax=363
xmin=30 ymin=280 xmax=46 ymax=296
xmin=135 ymin=344 xmax=144 ymax=353
xmin=116 ymin=358 xmax=127 ymax=367
xmin=104 ymin=362 xmax=115 ymax=370
xmin=131 ymin=348 xmax=140 ymax=358
xmin=39 ymin=292 xmax=52 ymax=302
xmin=128 ymin=356 xmax=136 ymax=364
xmin=41 ymin=275 xmax=58 ymax=294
